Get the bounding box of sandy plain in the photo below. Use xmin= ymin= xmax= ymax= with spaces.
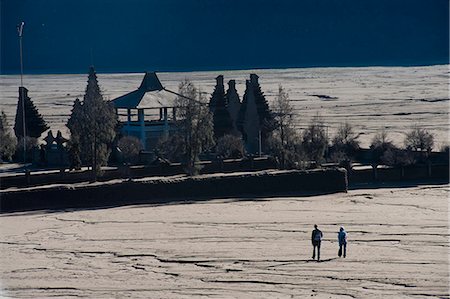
xmin=1 ymin=65 xmax=449 ymax=298
xmin=1 ymin=183 xmax=449 ymax=298
xmin=1 ymin=65 xmax=449 ymax=148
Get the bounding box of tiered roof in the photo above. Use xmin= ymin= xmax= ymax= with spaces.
xmin=112 ymin=72 xmax=177 ymax=109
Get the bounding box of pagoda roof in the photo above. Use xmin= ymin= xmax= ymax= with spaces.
xmin=112 ymin=72 xmax=177 ymax=109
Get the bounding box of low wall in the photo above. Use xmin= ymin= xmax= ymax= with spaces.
xmin=0 ymin=157 xmax=277 ymax=190
xmin=0 ymin=168 xmax=347 ymax=213
xmin=349 ymin=164 xmax=449 ymax=184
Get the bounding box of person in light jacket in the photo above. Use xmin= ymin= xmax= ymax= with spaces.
xmin=338 ymin=226 xmax=347 ymax=258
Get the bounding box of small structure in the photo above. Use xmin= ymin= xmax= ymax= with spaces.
xmin=40 ymin=130 xmax=68 ymax=167
xmin=111 ymin=72 xmax=178 ymax=151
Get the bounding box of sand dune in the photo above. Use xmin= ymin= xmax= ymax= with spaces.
xmin=1 ymin=183 xmax=448 ymax=298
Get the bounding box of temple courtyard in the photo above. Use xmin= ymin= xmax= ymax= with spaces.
xmin=1 ymin=183 xmax=449 ymax=298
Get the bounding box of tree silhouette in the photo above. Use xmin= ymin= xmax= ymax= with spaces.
xmin=302 ymin=114 xmax=328 ymax=163
xmin=162 ymin=80 xmax=214 ymax=175
xmin=330 ymin=122 xmax=360 ymax=163
xmin=178 ymin=80 xmax=214 ymax=175
xmin=404 ymin=126 xmax=434 ymax=153
xmin=66 ymin=67 xmax=117 ymax=177
xmin=66 ymin=98 xmax=83 ymax=169
xmin=269 ymin=85 xmax=299 ymax=168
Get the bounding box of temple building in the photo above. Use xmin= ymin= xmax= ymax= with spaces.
xmin=237 ymin=74 xmax=274 ymax=154
xmin=14 ymin=86 xmax=48 ymax=139
xmin=225 ymin=79 xmax=241 ymax=135
xmin=111 ymin=72 xmax=178 ymax=151
xmin=209 ymin=75 xmax=233 ymax=139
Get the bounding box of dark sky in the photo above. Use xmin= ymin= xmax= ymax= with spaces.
xmin=1 ymin=0 xmax=448 ymax=74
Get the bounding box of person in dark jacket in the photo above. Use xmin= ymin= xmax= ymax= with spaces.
xmin=338 ymin=226 xmax=347 ymax=258
xmin=311 ymin=224 xmax=323 ymax=261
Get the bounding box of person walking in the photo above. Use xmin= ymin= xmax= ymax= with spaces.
xmin=338 ymin=226 xmax=347 ymax=258
xmin=311 ymin=224 xmax=323 ymax=261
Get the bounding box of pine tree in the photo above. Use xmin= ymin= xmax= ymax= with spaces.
xmin=209 ymin=75 xmax=232 ymax=139
xmin=14 ymin=87 xmax=48 ymax=138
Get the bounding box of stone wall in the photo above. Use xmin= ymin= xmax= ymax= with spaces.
xmin=0 ymin=157 xmax=277 ymax=190
xmin=0 ymin=168 xmax=347 ymax=213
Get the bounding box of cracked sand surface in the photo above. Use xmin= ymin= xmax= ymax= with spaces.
xmin=1 ymin=184 xmax=449 ymax=298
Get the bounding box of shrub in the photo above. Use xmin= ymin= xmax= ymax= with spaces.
xmin=267 ymin=127 xmax=303 ymax=169
xmin=117 ymin=136 xmax=143 ymax=164
xmin=216 ymin=134 xmax=245 ymax=159
xmin=0 ymin=111 xmax=17 ymax=162
xmin=155 ymin=134 xmax=185 ymax=163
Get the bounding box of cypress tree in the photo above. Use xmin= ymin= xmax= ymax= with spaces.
xmin=14 ymin=87 xmax=48 ymax=138
xmin=66 ymin=98 xmax=83 ymax=169
xmin=66 ymin=66 xmax=117 ymax=176
xmin=67 ymin=98 xmax=83 ymax=134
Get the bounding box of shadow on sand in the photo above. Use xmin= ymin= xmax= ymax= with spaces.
xmin=0 ymin=189 xmax=341 ymax=216
xmin=348 ymin=179 xmax=448 ymax=190
xmin=2 ymin=178 xmax=447 ymax=216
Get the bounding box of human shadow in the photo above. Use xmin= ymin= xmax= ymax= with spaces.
xmin=307 ymin=257 xmax=339 ymax=263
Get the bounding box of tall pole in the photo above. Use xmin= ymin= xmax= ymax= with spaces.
xmin=17 ymin=22 xmax=26 ymax=164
